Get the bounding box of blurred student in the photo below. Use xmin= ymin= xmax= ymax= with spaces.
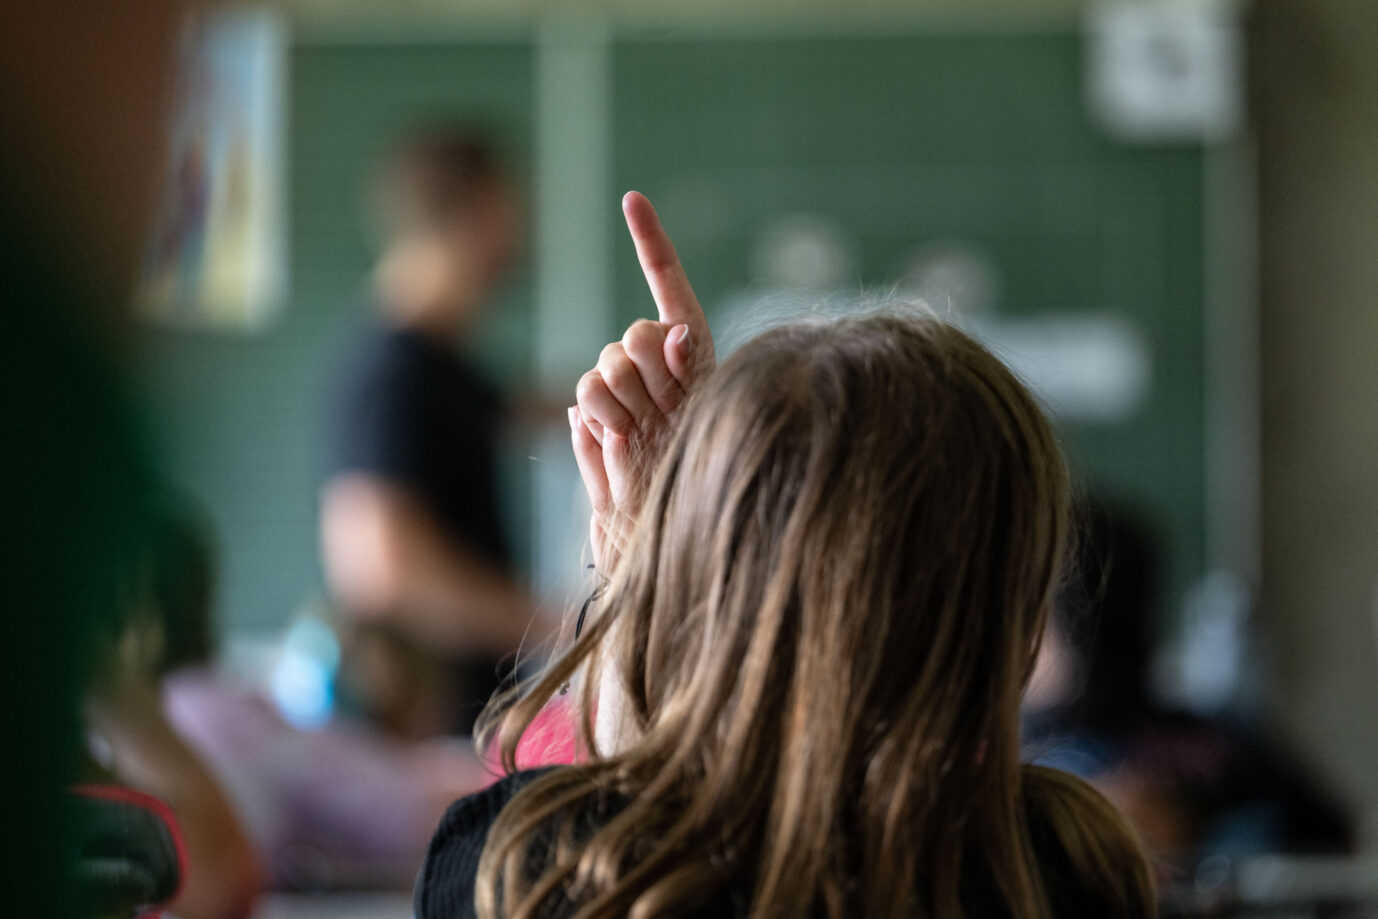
xmin=121 ymin=495 xmax=494 ymax=891
xmin=84 ymin=494 xmax=261 ymax=919
xmin=1024 ymin=502 xmax=1353 ymax=876
xmin=321 ymin=128 xmax=548 ymax=740
xmin=414 ymin=194 xmax=1156 ymax=919
xmin=0 ymin=1 xmax=185 ymax=915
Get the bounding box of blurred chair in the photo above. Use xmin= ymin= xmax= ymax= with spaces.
xmin=71 ymin=785 xmax=183 ymax=919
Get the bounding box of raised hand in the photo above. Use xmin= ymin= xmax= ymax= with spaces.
xmin=621 ymin=190 xmax=715 ymax=375
xmin=570 ymin=192 xmax=715 ymax=571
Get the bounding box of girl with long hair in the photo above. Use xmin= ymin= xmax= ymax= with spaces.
xmin=415 ymin=192 xmax=1155 ymax=919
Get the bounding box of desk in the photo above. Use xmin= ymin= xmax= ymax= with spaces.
xmin=253 ymin=892 xmax=413 ymax=919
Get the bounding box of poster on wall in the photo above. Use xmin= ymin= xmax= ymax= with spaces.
xmin=139 ymin=6 xmax=287 ymax=331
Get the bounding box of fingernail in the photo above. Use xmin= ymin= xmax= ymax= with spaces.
xmin=567 ymin=406 xmax=578 ymax=430
xmin=673 ymin=324 xmax=692 ymax=356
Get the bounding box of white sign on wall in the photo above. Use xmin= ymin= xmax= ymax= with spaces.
xmin=1086 ymin=0 xmax=1244 ymax=143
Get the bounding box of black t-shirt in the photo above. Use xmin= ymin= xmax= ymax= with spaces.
xmin=326 ymin=319 xmax=510 ymax=568
xmin=325 ymin=317 xmax=513 ymax=732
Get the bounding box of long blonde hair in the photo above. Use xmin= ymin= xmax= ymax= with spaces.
xmin=477 ymin=313 xmax=1154 ymax=919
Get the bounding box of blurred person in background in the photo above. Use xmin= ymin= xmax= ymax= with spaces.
xmin=320 ymin=128 xmax=551 ymax=741
xmin=1023 ymin=501 xmax=1353 ymax=884
xmin=152 ymin=492 xmax=493 ymax=891
xmin=83 ymin=492 xmax=262 ymax=919
xmin=0 ymin=0 xmax=185 ymax=914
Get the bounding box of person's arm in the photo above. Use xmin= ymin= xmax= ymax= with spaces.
xmin=87 ymin=676 xmax=261 ymax=919
xmin=320 ymin=474 xmax=552 ymax=656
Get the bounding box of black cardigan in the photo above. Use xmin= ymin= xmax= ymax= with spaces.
xmin=415 ymin=769 xmax=553 ymax=919
xmin=414 ymin=769 xmax=746 ymax=919
xmin=414 ymin=768 xmax=1117 ymax=919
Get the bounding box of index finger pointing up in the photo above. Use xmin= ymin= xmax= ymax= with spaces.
xmin=622 ymin=191 xmax=714 ymax=369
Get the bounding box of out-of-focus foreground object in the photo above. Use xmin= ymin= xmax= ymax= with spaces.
xmin=0 ymin=1 xmax=183 ymax=916
xmin=71 ymin=785 xmax=184 ymax=919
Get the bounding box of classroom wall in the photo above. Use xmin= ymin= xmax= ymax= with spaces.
xmin=123 ymin=0 xmax=1378 ymax=856
xmin=1254 ymin=0 xmax=1378 ymax=839
xmin=137 ymin=16 xmax=1215 ymax=646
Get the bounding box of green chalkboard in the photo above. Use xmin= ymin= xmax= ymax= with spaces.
xmin=139 ymin=25 xmax=1206 ymax=640
xmin=611 ymin=32 xmax=1205 ymax=626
